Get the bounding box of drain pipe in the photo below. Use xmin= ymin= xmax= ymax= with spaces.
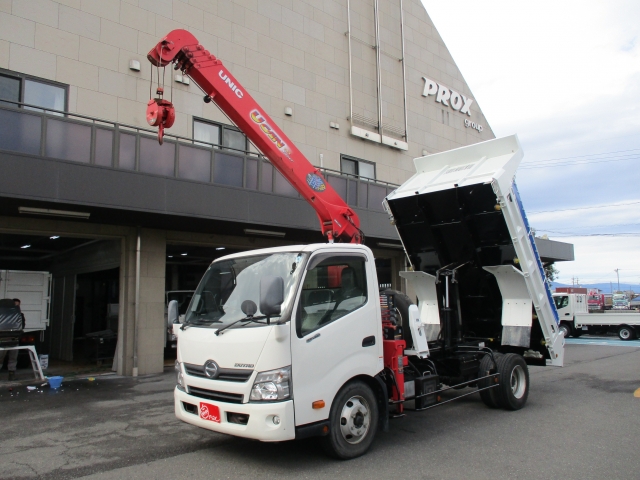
xmin=133 ymin=227 xmax=141 ymax=377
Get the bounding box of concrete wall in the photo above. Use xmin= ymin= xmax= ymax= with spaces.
xmin=0 ymin=0 xmax=494 ymax=187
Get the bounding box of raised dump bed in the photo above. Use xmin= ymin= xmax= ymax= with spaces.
xmin=384 ymin=135 xmax=564 ymax=366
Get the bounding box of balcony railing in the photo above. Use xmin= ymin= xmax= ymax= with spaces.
xmin=0 ymin=102 xmax=398 ymax=212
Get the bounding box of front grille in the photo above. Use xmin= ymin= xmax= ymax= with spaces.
xmin=184 ymin=363 xmax=253 ymax=382
xmin=188 ymin=386 xmax=244 ymax=404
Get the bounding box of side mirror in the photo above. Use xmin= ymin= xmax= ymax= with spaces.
xmin=168 ymin=300 xmax=179 ymax=327
xmin=260 ymin=275 xmax=284 ymax=317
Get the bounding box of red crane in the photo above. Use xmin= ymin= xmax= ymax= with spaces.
xmin=146 ymin=30 xmax=363 ymax=244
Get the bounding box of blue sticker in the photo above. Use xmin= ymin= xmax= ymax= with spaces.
xmin=306 ymin=173 xmax=326 ymax=192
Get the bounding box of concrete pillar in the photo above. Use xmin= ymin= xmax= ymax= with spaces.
xmin=117 ymin=228 xmax=166 ymax=376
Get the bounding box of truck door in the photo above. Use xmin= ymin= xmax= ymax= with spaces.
xmin=291 ymin=252 xmax=380 ymax=427
xmin=553 ymin=295 xmax=571 ymax=318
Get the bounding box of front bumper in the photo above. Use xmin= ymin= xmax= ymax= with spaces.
xmin=174 ymin=387 xmax=295 ymax=442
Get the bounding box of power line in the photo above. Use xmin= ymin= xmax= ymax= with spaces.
xmin=547 ymin=233 xmax=640 ymax=237
xmin=524 ymin=153 xmax=640 ymax=166
xmin=537 ymin=223 xmax=640 ymax=233
xmin=522 ymin=147 xmax=640 ymax=163
xmin=520 ymin=154 xmax=640 ymax=169
xmin=529 ymin=200 xmax=640 ymax=214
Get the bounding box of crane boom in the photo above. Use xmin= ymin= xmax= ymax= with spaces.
xmin=146 ymin=29 xmax=363 ymax=244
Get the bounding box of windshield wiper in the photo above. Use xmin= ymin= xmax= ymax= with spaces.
xmin=180 ymin=317 xmax=222 ymax=331
xmin=215 ymin=314 xmax=280 ymax=336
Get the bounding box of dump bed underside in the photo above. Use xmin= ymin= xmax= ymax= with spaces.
xmin=385 ymin=135 xmax=563 ymax=365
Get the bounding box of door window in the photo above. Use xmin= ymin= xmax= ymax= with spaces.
xmin=297 ymin=255 xmax=368 ymax=337
xmin=554 ymin=296 xmax=569 ymax=309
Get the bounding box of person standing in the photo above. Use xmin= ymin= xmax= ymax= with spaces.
xmin=0 ymin=298 xmax=25 ymax=381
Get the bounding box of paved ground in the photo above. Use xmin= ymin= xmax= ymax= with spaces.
xmin=1 ymin=341 xmax=639 ymax=480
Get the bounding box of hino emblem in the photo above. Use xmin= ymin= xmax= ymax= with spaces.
xmin=203 ymin=360 xmax=219 ymax=378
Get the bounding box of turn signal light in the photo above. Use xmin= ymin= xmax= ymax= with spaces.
xmin=312 ymin=400 xmax=325 ymax=409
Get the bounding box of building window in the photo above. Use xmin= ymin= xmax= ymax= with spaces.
xmin=0 ymin=69 xmax=67 ymax=115
xmin=193 ymin=117 xmax=248 ymax=153
xmin=441 ymin=109 xmax=450 ymax=125
xmin=340 ymin=154 xmax=376 ymax=180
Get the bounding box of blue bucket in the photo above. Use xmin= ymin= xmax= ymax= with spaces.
xmin=48 ymin=376 xmax=63 ymax=389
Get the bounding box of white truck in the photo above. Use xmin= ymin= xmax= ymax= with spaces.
xmin=0 ymin=270 xmax=51 ymax=336
xmin=148 ymin=30 xmax=563 ymax=459
xmin=554 ymin=292 xmax=640 ymax=340
xmin=168 ymin=136 xmax=565 ymax=458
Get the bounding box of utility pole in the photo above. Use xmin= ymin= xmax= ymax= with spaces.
xmin=614 ymin=268 xmax=620 ymax=292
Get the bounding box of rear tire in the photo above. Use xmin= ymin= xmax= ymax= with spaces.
xmin=495 ymin=354 xmax=529 ymax=410
xmin=618 ymin=325 xmax=636 ymax=341
xmin=478 ymin=352 xmax=503 ymax=408
xmin=321 ymin=380 xmax=379 ymax=459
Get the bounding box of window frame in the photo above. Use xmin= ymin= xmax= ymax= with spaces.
xmin=296 ymin=253 xmax=369 ymax=338
xmin=340 ymin=154 xmax=376 ymax=180
xmin=192 ymin=116 xmax=249 ymax=153
xmin=0 ymin=68 xmax=69 ymax=113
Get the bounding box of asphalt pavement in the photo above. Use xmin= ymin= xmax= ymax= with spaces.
xmin=1 ymin=341 xmax=639 ymax=480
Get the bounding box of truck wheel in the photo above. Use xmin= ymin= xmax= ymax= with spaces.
xmin=478 ymin=352 xmax=503 ymax=408
xmin=559 ymin=323 xmax=572 ymax=338
xmin=495 ymin=354 xmax=529 ymax=410
xmin=321 ymin=380 xmax=379 ymax=459
xmin=618 ymin=325 xmax=636 ymax=341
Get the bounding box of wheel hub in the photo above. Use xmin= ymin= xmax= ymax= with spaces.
xmin=339 ymin=395 xmax=370 ymax=444
xmin=510 ymin=365 xmax=526 ymax=399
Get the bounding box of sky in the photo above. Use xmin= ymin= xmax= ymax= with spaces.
xmin=421 ymin=0 xmax=640 ymax=288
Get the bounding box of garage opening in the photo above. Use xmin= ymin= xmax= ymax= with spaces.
xmin=0 ymin=232 xmax=121 ymax=375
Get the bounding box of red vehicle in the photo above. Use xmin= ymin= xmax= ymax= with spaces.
xmin=587 ymin=289 xmax=605 ymax=312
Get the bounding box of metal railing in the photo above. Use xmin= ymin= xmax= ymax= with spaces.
xmin=0 ymin=101 xmax=398 ymax=212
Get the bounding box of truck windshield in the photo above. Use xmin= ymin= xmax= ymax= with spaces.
xmin=183 ymin=252 xmax=306 ymax=329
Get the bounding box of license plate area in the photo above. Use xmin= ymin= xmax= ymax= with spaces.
xmin=199 ymin=402 xmax=221 ymax=423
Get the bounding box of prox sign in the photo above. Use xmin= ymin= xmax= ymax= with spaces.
xmin=422 ymin=77 xmax=473 ymax=116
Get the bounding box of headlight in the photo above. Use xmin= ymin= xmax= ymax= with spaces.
xmin=175 ymin=361 xmax=185 ymax=391
xmin=250 ymin=366 xmax=291 ymax=402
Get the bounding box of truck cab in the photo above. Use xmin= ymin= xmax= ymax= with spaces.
xmin=173 ymin=243 xmax=383 ymax=448
xmin=553 ymin=293 xmax=587 ymax=337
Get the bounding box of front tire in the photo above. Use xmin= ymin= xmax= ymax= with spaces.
xmin=495 ymin=354 xmax=529 ymax=410
xmin=321 ymin=380 xmax=379 ymax=459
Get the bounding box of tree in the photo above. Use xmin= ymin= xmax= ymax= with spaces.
xmin=544 ymin=263 xmax=559 ymax=283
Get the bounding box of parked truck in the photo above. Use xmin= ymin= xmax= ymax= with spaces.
xmin=612 ymin=293 xmax=629 ymax=310
xmin=148 ymin=30 xmax=564 ymax=459
xmin=0 ymin=270 xmax=51 ymax=356
xmin=587 ymin=289 xmax=605 ymax=312
xmin=554 ymin=292 xmax=640 ymax=340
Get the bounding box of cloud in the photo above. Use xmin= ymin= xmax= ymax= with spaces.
xmin=421 ymin=0 xmax=640 ymax=285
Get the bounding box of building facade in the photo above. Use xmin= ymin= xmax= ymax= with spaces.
xmin=0 ymin=0 xmax=572 ymax=376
